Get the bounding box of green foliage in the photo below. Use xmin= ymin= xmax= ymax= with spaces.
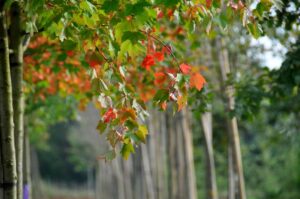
xmin=20 ymin=0 xmax=273 ymax=158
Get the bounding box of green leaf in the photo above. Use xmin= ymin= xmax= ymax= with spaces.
xmin=125 ymin=119 xmax=139 ymax=130
xmin=61 ymin=40 xmax=77 ymax=50
xmin=102 ymin=0 xmax=119 ymax=12
xmin=105 ymin=149 xmax=116 ymax=161
xmin=91 ymin=78 xmax=101 ymax=93
xmin=122 ymin=31 xmax=145 ymax=43
xmin=135 ymin=125 xmax=148 ymax=143
xmin=247 ymin=23 xmax=261 ymax=39
xmin=121 ymin=142 xmax=135 ymax=160
xmin=155 ymin=0 xmax=179 ymax=7
xmin=79 ymin=0 xmax=96 ymax=14
xmin=153 ymin=89 xmax=169 ymax=103
xmin=124 ymin=2 xmax=151 ymax=15
xmin=96 ymin=120 xmax=107 ymax=134
xmin=106 ymin=131 xmax=119 ymax=148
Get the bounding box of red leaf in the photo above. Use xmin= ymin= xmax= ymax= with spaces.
xmin=206 ymin=0 xmax=212 ymax=8
xmin=89 ymin=60 xmax=99 ymax=68
xmin=190 ymin=73 xmax=206 ymax=91
xmin=154 ymin=72 xmax=166 ymax=85
xmin=103 ymin=108 xmax=117 ymax=123
xmin=167 ymin=9 xmax=174 ymax=17
xmin=141 ymin=54 xmax=155 ymax=70
xmin=157 ymin=11 xmax=164 ymax=19
xmin=180 ymin=63 xmax=191 ymax=74
xmin=154 ymin=51 xmax=164 ymax=62
xmin=66 ymin=50 xmax=74 ymax=57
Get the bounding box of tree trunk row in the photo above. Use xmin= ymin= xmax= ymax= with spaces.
xmin=95 ymin=108 xmax=198 ymax=199
xmin=0 ymin=1 xmax=27 ymax=199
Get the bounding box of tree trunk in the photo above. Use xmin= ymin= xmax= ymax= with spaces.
xmin=228 ymin=143 xmax=235 ymax=199
xmin=141 ymin=144 xmax=155 ymax=199
xmin=201 ymin=112 xmax=219 ymax=199
xmin=9 ymin=2 xmax=24 ymax=199
xmin=175 ymin=112 xmax=186 ymax=199
xmin=23 ymin=129 xmax=31 ymax=199
xmin=181 ymin=109 xmax=198 ymax=199
xmin=217 ymin=38 xmax=247 ymax=199
xmin=166 ymin=109 xmax=179 ymax=199
xmin=0 ymin=1 xmax=17 ymax=198
xmin=0 ymin=92 xmax=4 ymax=199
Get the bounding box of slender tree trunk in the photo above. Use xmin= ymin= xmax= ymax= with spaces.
xmin=141 ymin=144 xmax=155 ymax=199
xmin=30 ymin=148 xmax=44 ymax=199
xmin=166 ymin=109 xmax=179 ymax=199
xmin=176 ymin=113 xmax=186 ymax=199
xmin=122 ymin=158 xmax=133 ymax=199
xmin=228 ymin=143 xmax=235 ymax=199
xmin=217 ymin=38 xmax=247 ymax=199
xmin=0 ymin=91 xmax=4 ymax=199
xmin=157 ymin=110 xmax=168 ymax=199
xmin=9 ymin=2 xmax=24 ymax=199
xmin=112 ymin=157 xmax=125 ymax=199
xmin=181 ymin=109 xmax=198 ymax=199
xmin=0 ymin=1 xmax=17 ymax=198
xmin=201 ymin=112 xmax=219 ymax=199
xmin=23 ymin=128 xmax=31 ymax=199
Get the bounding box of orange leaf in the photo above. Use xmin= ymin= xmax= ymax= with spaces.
xmin=180 ymin=63 xmax=191 ymax=74
xmin=177 ymin=94 xmax=187 ymax=111
xmin=190 ymin=72 xmax=206 ymax=91
xmin=154 ymin=72 xmax=166 ymax=85
xmin=161 ymin=101 xmax=167 ymax=110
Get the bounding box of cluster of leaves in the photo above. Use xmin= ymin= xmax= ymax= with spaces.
xmin=19 ymin=0 xmax=273 ymax=159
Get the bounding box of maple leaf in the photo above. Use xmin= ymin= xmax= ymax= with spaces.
xmin=177 ymin=94 xmax=187 ymax=111
xmin=206 ymin=0 xmax=212 ymax=8
xmin=154 ymin=51 xmax=164 ymax=61
xmin=89 ymin=60 xmax=99 ymax=68
xmin=154 ymin=72 xmax=166 ymax=85
xmin=157 ymin=10 xmax=164 ymax=19
xmin=141 ymin=54 xmax=155 ymax=70
xmin=103 ymin=108 xmax=117 ymax=123
xmin=190 ymin=73 xmax=206 ymax=91
xmin=66 ymin=50 xmax=74 ymax=57
xmin=161 ymin=101 xmax=167 ymax=110
xmin=180 ymin=63 xmax=192 ymax=74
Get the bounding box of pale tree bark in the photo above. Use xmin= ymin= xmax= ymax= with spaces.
xmin=166 ymin=109 xmax=179 ymax=199
xmin=217 ymin=38 xmax=247 ymax=199
xmin=23 ymin=128 xmax=31 ymax=199
xmin=181 ymin=109 xmax=197 ymax=199
xmin=9 ymin=2 xmax=24 ymax=199
xmin=112 ymin=157 xmax=125 ymax=199
xmin=157 ymin=110 xmax=168 ymax=199
xmin=0 ymin=89 xmax=4 ymax=199
xmin=122 ymin=157 xmax=133 ymax=199
xmin=228 ymin=143 xmax=235 ymax=199
xmin=0 ymin=1 xmax=17 ymax=198
xmin=141 ymin=144 xmax=155 ymax=199
xmin=201 ymin=112 xmax=219 ymax=199
xmin=176 ymin=112 xmax=186 ymax=199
